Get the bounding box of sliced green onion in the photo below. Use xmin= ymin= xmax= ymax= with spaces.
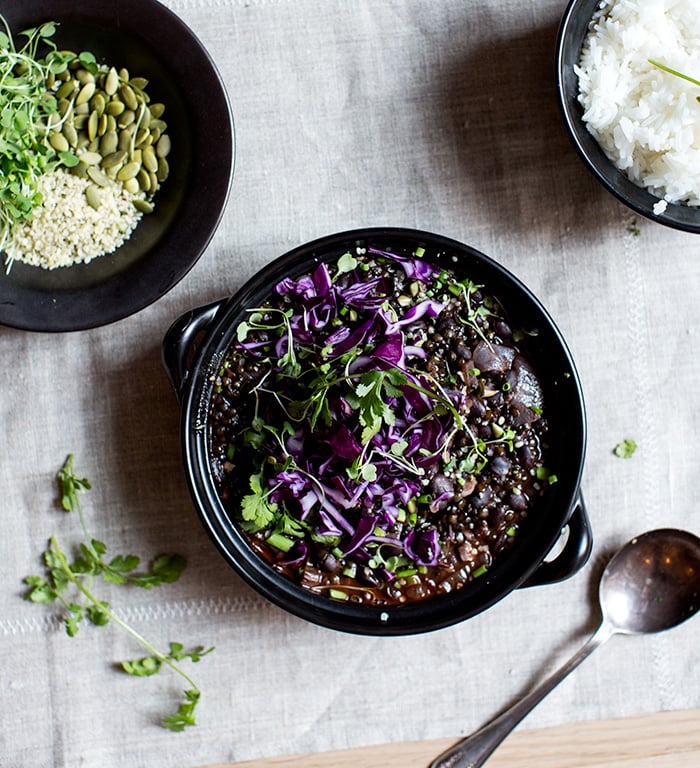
xmin=265 ymin=532 xmax=294 ymax=552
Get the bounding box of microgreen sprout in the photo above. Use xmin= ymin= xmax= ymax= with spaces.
xmin=23 ymin=455 xmax=213 ymax=730
xmin=0 ymin=16 xmax=95 ymax=269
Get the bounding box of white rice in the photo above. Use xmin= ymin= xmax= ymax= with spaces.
xmin=5 ymin=169 xmax=142 ymax=271
xmin=576 ymin=0 xmax=700 ymax=208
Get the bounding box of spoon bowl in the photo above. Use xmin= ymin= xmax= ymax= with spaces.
xmin=430 ymin=528 xmax=700 ymax=768
xmin=601 ymin=529 xmax=700 ymax=635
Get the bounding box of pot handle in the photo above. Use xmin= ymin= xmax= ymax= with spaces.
xmin=162 ymin=298 xmax=227 ymax=402
xmin=521 ymin=493 xmax=592 ymax=587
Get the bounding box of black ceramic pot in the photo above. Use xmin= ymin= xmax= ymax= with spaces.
xmin=163 ymin=228 xmax=591 ymax=636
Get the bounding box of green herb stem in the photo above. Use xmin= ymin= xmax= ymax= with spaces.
xmin=48 ymin=536 xmax=200 ymax=694
xmin=648 ymin=58 xmax=700 ymax=88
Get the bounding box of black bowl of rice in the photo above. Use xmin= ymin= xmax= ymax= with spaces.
xmin=0 ymin=0 xmax=234 ymax=331
xmin=556 ymin=0 xmax=700 ymax=233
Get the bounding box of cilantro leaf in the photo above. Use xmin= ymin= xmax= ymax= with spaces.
xmin=240 ymin=470 xmax=278 ymax=530
xmin=613 ymin=438 xmax=637 ymax=459
xmin=121 ymin=642 xmax=214 ymax=678
xmin=162 ymin=689 xmax=201 ymax=732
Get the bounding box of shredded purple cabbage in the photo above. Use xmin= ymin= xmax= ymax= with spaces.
xmin=212 ymin=244 xmax=551 ymax=604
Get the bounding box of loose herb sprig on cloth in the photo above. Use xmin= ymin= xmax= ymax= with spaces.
xmin=23 ymin=455 xmax=214 ymax=731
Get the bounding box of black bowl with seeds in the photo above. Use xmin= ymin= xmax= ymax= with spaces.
xmin=163 ymin=228 xmax=591 ymax=636
xmin=0 ymin=0 xmax=234 ymax=331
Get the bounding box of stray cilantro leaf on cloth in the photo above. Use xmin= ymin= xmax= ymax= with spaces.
xmin=122 ymin=643 xmax=215 ymax=677
xmin=23 ymin=455 xmax=214 ymax=730
xmin=613 ymin=439 xmax=637 ymax=459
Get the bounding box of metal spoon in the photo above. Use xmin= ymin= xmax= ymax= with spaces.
xmin=429 ymin=528 xmax=700 ymax=768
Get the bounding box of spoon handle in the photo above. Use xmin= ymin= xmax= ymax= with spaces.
xmin=428 ymin=623 xmax=614 ymax=768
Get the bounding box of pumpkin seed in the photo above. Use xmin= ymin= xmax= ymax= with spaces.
xmin=149 ymin=118 xmax=167 ymax=133
xmin=130 ymin=77 xmax=149 ymax=91
xmin=87 ymin=111 xmax=99 ymax=141
xmin=104 ymin=67 xmax=119 ymax=95
xmin=76 ymin=136 xmax=90 ymax=151
xmin=118 ymin=110 xmax=135 ymax=128
xmin=79 ymin=151 xmax=102 ymax=166
xmin=75 ymin=82 xmax=96 ymax=106
xmin=119 ymin=84 xmax=138 ymax=111
xmin=76 ymin=69 xmax=96 ymax=85
xmin=134 ymin=127 xmax=150 ymax=147
xmin=85 ymin=184 xmax=101 ymax=210
xmin=46 ymin=71 xmax=56 ymax=90
xmin=62 ymin=122 xmax=78 ymax=148
xmin=137 ymin=168 xmax=151 ymax=192
xmin=156 ymin=134 xmax=171 ymax=158
xmin=88 ymin=138 xmax=100 ymax=153
xmin=74 ymin=102 xmax=90 ymax=116
xmin=105 ymin=100 xmax=125 ymax=117
xmin=133 ymin=198 xmax=154 ymax=214
xmin=102 ymin=149 xmax=128 ymax=168
xmin=70 ymin=162 xmax=88 ymax=178
xmin=106 ymin=115 xmax=117 ymax=133
xmin=87 ymin=166 xmax=111 ymax=187
xmin=149 ymin=170 xmax=158 ymax=192
xmin=157 ymin=156 xmax=169 ymax=183
xmin=98 ymin=113 xmax=108 ymax=137
xmin=57 ymin=80 xmax=76 ymax=99
xmin=117 ymin=131 xmax=130 ymax=152
xmin=149 ymin=126 xmax=162 ymax=143
xmin=119 ymin=67 xmax=130 ymax=81
xmin=58 ymin=98 xmax=71 ymax=117
xmin=49 ymin=132 xmax=70 ymax=153
xmin=100 ymin=131 xmax=119 ymax=156
xmin=149 ymin=103 xmax=165 ymax=119
xmin=91 ymin=92 xmax=106 ymax=116
xmin=142 ymin=145 xmax=158 ymax=173
xmin=123 ymin=177 xmax=140 ymax=194
xmin=73 ymin=114 xmax=89 ymax=130
xmin=117 ymin=161 xmax=141 ymax=181
xmin=130 ymin=148 xmax=143 ymax=166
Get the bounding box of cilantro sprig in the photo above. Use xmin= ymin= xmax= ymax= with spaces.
xmin=24 ymin=455 xmax=213 ymax=731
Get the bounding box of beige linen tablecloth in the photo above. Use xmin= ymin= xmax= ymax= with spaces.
xmin=2 ymin=1 xmax=699 ymax=766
